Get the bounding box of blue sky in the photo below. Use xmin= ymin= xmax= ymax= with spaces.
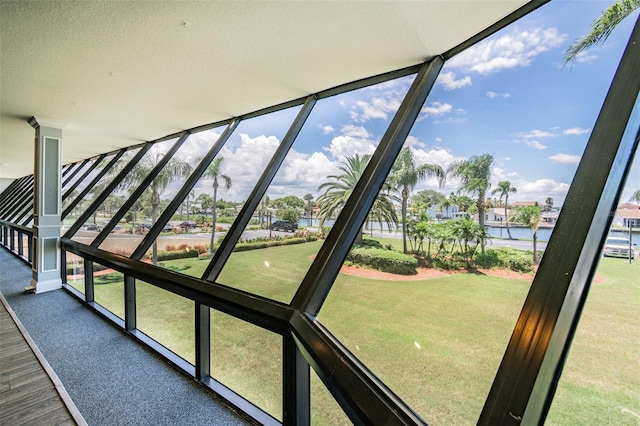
xmin=173 ymin=0 xmax=638 ymax=209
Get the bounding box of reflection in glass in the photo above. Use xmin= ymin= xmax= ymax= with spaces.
xmin=546 ymin=255 xmax=640 ymax=424
xmin=66 ymin=253 xmax=85 ymax=294
xmin=217 ymin=76 xmax=415 ymax=303
xmin=210 ymin=309 xmax=282 ymax=420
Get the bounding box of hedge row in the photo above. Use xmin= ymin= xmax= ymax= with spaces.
xmin=475 ymin=247 xmax=534 ymax=273
xmin=347 ymin=246 xmax=417 ymax=275
xmin=156 ymin=248 xmax=200 ymax=261
xmin=233 ymin=237 xmax=308 ymax=252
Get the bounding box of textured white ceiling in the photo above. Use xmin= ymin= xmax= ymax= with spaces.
xmin=0 ymin=0 xmax=530 ymax=179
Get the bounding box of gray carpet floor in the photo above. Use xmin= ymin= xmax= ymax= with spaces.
xmin=0 ymin=248 xmax=250 ymax=426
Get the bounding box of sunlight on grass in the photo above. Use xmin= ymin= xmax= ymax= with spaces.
xmin=210 ymin=309 xmax=283 ymax=420
xmin=84 ymin=243 xmax=639 ymax=424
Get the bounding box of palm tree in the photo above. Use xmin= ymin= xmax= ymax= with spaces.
xmin=303 ymin=193 xmax=314 ymax=226
xmin=203 ymin=157 xmax=232 ymax=255
xmin=545 ymin=197 xmax=554 ymax=212
xmin=491 ymin=180 xmax=517 ymax=239
xmin=630 ymin=189 xmax=640 ymax=204
xmin=563 ymin=0 xmax=640 ymax=66
xmin=316 ymin=153 xmax=397 ymax=244
xmin=510 ymin=205 xmax=543 ymax=264
xmin=118 ymin=152 xmax=192 ymax=263
xmin=447 ymin=153 xmax=494 ymax=255
xmin=390 ymin=147 xmax=445 ymax=254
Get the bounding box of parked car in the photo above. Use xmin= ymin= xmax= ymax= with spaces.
xmin=178 ymin=221 xmax=197 ymax=229
xmin=603 ymin=236 xmax=635 ymax=259
xmin=269 ymin=220 xmax=298 ymax=232
xmin=82 ymin=223 xmax=100 ymax=231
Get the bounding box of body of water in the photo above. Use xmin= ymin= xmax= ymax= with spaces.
xmin=487 ymin=225 xmax=639 ymax=242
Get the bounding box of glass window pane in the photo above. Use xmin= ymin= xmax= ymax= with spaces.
xmin=547 ymin=152 xmax=640 ymax=424
xmin=137 ymin=280 xmax=195 ymax=364
xmin=216 ymin=76 xmax=415 ymax=303
xmin=93 ymin=262 xmax=124 ymax=319
xmin=66 ymin=253 xmax=85 ymax=294
xmin=315 ymin=1 xmax=631 ymax=423
xmin=210 ymin=309 xmax=282 ymax=420
xmin=70 ymin=149 xmax=141 ymax=240
xmin=311 ymin=370 xmax=351 ymax=425
xmin=149 ymin=107 xmax=301 ymax=279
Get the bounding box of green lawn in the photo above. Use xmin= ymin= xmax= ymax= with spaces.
xmin=87 ymin=242 xmax=639 ymax=425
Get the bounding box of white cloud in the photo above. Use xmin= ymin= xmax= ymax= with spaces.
xmin=520 ymin=129 xmax=556 ymax=139
xmin=519 ymin=179 xmax=570 ymax=195
xmin=350 ymin=97 xmax=401 ymax=122
xmin=272 ymin=150 xmax=336 ymax=193
xmin=322 ymin=125 xmax=335 ymax=134
xmin=420 ymin=101 xmax=453 ymax=117
xmin=486 ymin=91 xmax=511 ymax=99
xmin=324 ymin=135 xmax=377 ymax=160
xmin=447 ymin=27 xmax=566 ymax=74
xmin=192 ymin=133 xmax=279 ymax=200
xmin=549 ymin=153 xmax=581 ymax=164
xmin=526 ymin=140 xmax=547 ymax=150
xmin=574 ymin=51 xmax=597 ymax=64
xmin=340 ymin=124 xmax=371 ymax=139
xmin=437 ymin=71 xmax=472 ymax=90
xmin=563 ymin=127 xmax=590 ymax=135
xmin=404 ymin=135 xmax=425 ymax=148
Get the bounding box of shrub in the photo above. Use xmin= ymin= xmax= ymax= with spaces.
xmin=177 ymin=244 xmax=189 ymax=250
xmin=156 ymin=248 xmax=199 ymax=261
xmin=193 ymin=244 xmax=209 ymax=255
xmin=165 ymin=244 xmax=177 ymax=252
xmin=476 ymin=247 xmax=534 ymax=273
xmin=347 ymin=246 xmax=417 ymax=275
xmin=233 ymin=237 xmax=307 ymax=252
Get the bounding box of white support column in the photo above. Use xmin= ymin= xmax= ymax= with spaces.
xmin=28 ymin=116 xmax=62 ymax=293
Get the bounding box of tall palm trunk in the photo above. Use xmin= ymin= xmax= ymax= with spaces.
xmin=401 ymin=185 xmax=409 ymax=253
xmin=209 ymin=181 xmax=218 ymax=255
xmin=505 ymin=193 xmax=513 ymax=239
xmin=477 ymin=189 xmax=486 ymax=256
xmin=151 ymin=182 xmax=159 ymax=265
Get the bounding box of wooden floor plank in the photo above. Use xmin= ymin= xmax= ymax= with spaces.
xmin=0 ymin=295 xmax=83 ymax=426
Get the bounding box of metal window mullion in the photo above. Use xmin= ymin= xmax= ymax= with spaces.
xmin=290 ymin=312 xmax=424 ymax=424
xmin=62 ymin=149 xmax=126 ymax=221
xmin=480 ymin=16 xmax=640 ymax=425
xmin=62 ymin=238 xmax=292 ymax=333
xmin=202 ymin=95 xmax=316 ymax=281
xmin=91 ymin=133 xmax=189 ymax=247
xmin=62 ymin=159 xmax=88 ymax=189
xmin=282 ymin=332 xmax=310 ymax=426
xmin=124 ymin=275 xmax=136 ymax=331
xmin=61 ymin=162 xmax=75 ymax=180
xmin=131 ymin=121 xmax=239 ymax=260
xmin=0 ymin=176 xmax=24 ymax=203
xmin=8 ymin=185 xmax=35 ymax=223
xmin=195 ymin=302 xmax=210 ymax=381
xmin=64 ymin=146 xmax=150 ymax=238
xmin=0 ymin=176 xmax=32 ymax=217
xmin=0 ymin=176 xmax=28 ymax=212
xmin=290 ymin=58 xmax=444 ymax=315
xmin=85 ymin=260 xmax=94 ymax=302
xmin=62 ymin=155 xmax=106 ymax=200
xmin=7 ymin=195 xmax=32 ymax=223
